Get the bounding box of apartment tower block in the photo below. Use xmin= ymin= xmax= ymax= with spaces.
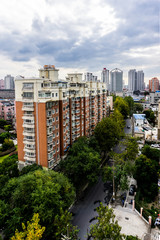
xmin=15 ymin=65 xmax=108 ymax=169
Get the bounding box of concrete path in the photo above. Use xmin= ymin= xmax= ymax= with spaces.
xmin=113 ymin=205 xmax=149 ymax=239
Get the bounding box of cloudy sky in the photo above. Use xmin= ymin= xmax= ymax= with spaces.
xmin=0 ymin=0 xmax=159 ymax=84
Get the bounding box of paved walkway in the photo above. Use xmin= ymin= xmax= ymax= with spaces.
xmin=112 ymin=205 xmax=149 ymax=239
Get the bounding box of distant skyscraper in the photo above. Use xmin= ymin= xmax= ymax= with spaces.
xmin=84 ymin=72 xmax=98 ymax=82
xmin=4 ymin=75 xmax=15 ymax=89
xmin=0 ymin=79 xmax=4 ymax=89
xmin=128 ymin=69 xmax=137 ymax=91
xmin=110 ymin=68 xmax=123 ymax=92
xmin=128 ymin=69 xmax=144 ymax=91
xmin=149 ymin=77 xmax=159 ymax=92
xmin=137 ymin=70 xmax=144 ymax=91
xmin=101 ymin=68 xmax=109 ymax=90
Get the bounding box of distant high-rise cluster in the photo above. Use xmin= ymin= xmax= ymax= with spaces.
xmin=149 ymin=77 xmax=159 ymax=92
xmin=128 ymin=69 xmax=144 ymax=92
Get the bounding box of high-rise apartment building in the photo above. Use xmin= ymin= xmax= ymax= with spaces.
xmin=4 ymin=75 xmax=15 ymax=89
xmin=128 ymin=69 xmax=137 ymax=91
xmin=101 ymin=68 xmax=109 ymax=91
xmin=128 ymin=69 xmax=144 ymax=92
xmin=137 ymin=70 xmax=144 ymax=91
xmin=110 ymin=68 xmax=123 ymax=92
xmin=84 ymin=72 xmax=98 ymax=82
xmin=149 ymin=77 xmax=159 ymax=92
xmin=15 ymin=65 xmax=108 ymax=169
xmin=0 ymin=79 xmax=4 ymax=89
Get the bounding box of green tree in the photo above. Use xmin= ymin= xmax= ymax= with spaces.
xmin=133 ymin=103 xmax=143 ymax=113
xmin=2 ymin=138 xmax=14 ymax=151
xmin=53 ymin=208 xmax=79 ymax=240
xmin=0 ymin=132 xmax=10 ymax=144
xmin=134 ymin=155 xmax=158 ymax=202
xmin=0 ymin=170 xmax=75 ymax=239
xmin=114 ymin=97 xmax=129 ymax=118
xmin=111 ymin=109 xmax=125 ymax=131
xmin=61 ymin=137 xmax=101 ymax=189
xmin=124 ymin=96 xmax=134 ymax=116
xmin=94 ymin=117 xmax=123 ymax=153
xmin=90 ymin=203 xmax=125 ymax=239
xmin=4 ymin=125 xmax=12 ymax=132
xmin=0 ymin=119 xmax=7 ymax=128
xmin=0 ymin=155 xmax=19 ymax=190
xmin=20 ymin=163 xmax=43 ymax=176
xmin=123 ymin=137 xmax=138 ymax=162
xmin=143 ymin=110 xmax=155 ymax=125
xmin=11 ymin=213 xmax=45 ymax=240
xmin=141 ymin=145 xmax=160 ymax=163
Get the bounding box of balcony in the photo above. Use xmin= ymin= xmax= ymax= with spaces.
xmin=24 ymin=147 xmax=36 ymax=153
xmin=23 ymin=138 xmax=35 ymax=144
xmin=22 ymin=114 xmax=34 ymax=119
xmin=24 ymin=154 xmax=36 ymax=162
xmin=23 ymin=131 xmax=35 ymax=137
xmin=23 ymin=122 xmax=35 ymax=128
xmin=22 ymin=105 xmax=34 ymax=111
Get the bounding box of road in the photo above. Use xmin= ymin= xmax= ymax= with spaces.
xmin=71 ymin=118 xmax=132 ymax=240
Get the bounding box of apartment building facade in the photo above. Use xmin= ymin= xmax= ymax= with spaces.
xmin=15 ymin=65 xmax=109 ymax=169
xmin=149 ymin=77 xmax=159 ymax=92
xmin=0 ymin=100 xmax=15 ymax=127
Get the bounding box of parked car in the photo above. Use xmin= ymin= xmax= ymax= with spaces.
xmin=129 ymin=184 xmax=136 ymax=196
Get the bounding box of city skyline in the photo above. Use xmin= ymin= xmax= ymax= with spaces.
xmin=0 ymin=0 xmax=159 ymax=84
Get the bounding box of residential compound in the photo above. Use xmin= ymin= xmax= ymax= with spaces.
xmin=0 ymin=100 xmax=15 ymax=127
xmin=15 ymin=65 xmax=110 ymax=169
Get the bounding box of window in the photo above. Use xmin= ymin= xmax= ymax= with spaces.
xmin=56 ymin=132 xmax=59 ymax=136
xmin=23 ymin=83 xmax=33 ymax=89
xmin=56 ymin=93 xmax=58 ymax=97
xmin=53 ymin=133 xmax=55 ymax=138
xmin=56 ymin=124 xmax=58 ymax=129
xmin=56 ymin=117 xmax=58 ymax=121
xmin=23 ymin=92 xmax=33 ymax=98
xmin=53 ymin=118 xmax=55 ymax=122
xmin=64 ymin=136 xmax=66 ymax=140
xmin=52 ymin=109 xmax=55 ymax=114
xmin=52 ymin=93 xmax=54 ymax=97
xmin=56 ymin=108 xmax=58 ymax=113
xmin=57 ymin=139 xmax=59 ymax=144
xmin=57 ymin=147 xmax=59 ymax=152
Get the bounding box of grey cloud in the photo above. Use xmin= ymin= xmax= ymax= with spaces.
xmin=0 ymin=0 xmax=159 ymax=77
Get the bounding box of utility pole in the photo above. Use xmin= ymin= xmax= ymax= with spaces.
xmin=112 ymin=158 xmax=116 ymax=204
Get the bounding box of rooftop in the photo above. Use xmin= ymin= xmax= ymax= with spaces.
xmin=133 ymin=114 xmax=146 ymax=120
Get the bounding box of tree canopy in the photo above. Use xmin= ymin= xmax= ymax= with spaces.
xmin=114 ymin=97 xmax=129 ymax=119
xmin=60 ymin=137 xmax=101 ymax=190
xmin=0 ymin=169 xmax=75 ymax=239
xmin=94 ymin=114 xmax=124 ymax=153
xmin=11 ymin=213 xmax=45 ymax=240
xmin=90 ymin=203 xmax=125 ymax=239
xmin=134 ymin=154 xmax=158 ymax=202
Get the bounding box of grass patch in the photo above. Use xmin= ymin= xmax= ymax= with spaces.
xmin=0 ymin=154 xmax=10 ymax=163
